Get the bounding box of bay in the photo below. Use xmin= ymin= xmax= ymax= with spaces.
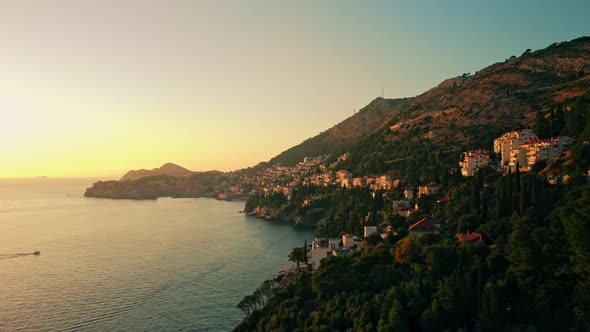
xmin=0 ymin=178 xmax=312 ymax=331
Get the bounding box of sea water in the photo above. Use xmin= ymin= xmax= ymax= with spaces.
xmin=0 ymin=178 xmax=312 ymax=331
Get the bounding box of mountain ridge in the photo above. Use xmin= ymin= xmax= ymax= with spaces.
xmin=287 ymin=36 xmax=590 ymax=176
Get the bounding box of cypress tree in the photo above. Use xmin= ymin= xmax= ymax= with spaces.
xmin=442 ymin=167 xmax=450 ymax=187
xmin=530 ymin=178 xmax=537 ymax=207
xmin=482 ymin=188 xmax=489 ymax=219
xmin=519 ymin=181 xmax=526 ymax=214
xmin=515 ymin=162 xmax=521 ymax=193
xmin=514 ymin=163 xmax=521 ymax=213
xmin=505 ymin=168 xmax=513 ymax=216
xmin=472 ymin=178 xmax=481 ymax=215
xmin=496 ymin=185 xmax=504 ymax=218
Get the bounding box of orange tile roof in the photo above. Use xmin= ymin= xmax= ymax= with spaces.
xmin=409 ymin=218 xmax=440 ymax=232
xmin=457 ymin=232 xmax=482 ymax=243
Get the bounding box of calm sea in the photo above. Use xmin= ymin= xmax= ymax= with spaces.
xmin=0 ymin=178 xmax=312 ymax=331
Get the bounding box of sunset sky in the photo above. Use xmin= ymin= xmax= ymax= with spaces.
xmin=1 ymin=0 xmax=589 ymax=178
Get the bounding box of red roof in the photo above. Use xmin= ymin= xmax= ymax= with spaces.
xmin=457 ymin=232 xmax=482 ymax=243
xmin=409 ymin=218 xmax=440 ymax=232
xmin=437 ymin=196 xmax=450 ymax=203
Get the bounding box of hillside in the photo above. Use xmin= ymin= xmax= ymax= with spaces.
xmin=268 ymin=97 xmax=411 ymax=166
xmin=265 ymin=38 xmax=590 ymax=175
xmin=235 ymin=37 xmax=590 ymax=332
xmin=330 ymin=37 xmax=590 ymax=176
xmin=120 ymin=162 xmax=195 ymax=181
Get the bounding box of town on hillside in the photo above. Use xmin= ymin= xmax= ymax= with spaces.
xmin=231 ymin=128 xmax=588 ymax=271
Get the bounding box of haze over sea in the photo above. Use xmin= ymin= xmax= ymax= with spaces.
xmin=0 ymin=178 xmax=312 ymax=331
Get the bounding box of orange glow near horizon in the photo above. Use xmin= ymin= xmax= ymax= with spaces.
xmin=1 ymin=2 xmax=587 ymax=178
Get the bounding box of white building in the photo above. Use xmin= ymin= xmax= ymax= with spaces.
xmin=364 ymin=226 xmax=378 ymax=238
xmin=494 ymin=129 xmax=537 ymax=165
xmin=336 ymin=169 xmax=351 ymax=180
xmin=352 ymin=177 xmax=366 ymax=187
xmin=342 ymin=234 xmax=358 ymax=249
xmin=508 ymin=136 xmax=573 ymax=171
xmin=418 ymin=183 xmax=442 ymax=197
xmin=459 ymin=150 xmax=490 ymax=176
xmin=281 ymin=186 xmax=294 ymax=197
xmin=404 ymin=187 xmax=414 ymax=200
xmin=308 ymin=238 xmax=340 ymax=270
xmin=341 ymin=176 xmax=352 ymax=188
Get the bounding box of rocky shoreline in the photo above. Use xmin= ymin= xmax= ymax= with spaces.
xmin=243 ymin=205 xmax=324 ymax=228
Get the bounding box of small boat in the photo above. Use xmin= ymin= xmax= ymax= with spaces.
xmin=33 ymin=251 xmax=40 ymax=255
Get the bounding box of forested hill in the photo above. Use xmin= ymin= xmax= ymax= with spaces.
xmin=269 ymin=37 xmax=590 ymax=174
xmin=234 ymin=37 xmax=590 ymax=332
xmin=268 ymin=97 xmax=410 ymax=166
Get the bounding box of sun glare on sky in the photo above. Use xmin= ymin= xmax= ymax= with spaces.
xmin=1 ymin=0 xmax=588 ymax=177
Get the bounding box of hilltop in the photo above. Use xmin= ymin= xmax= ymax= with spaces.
xmin=120 ymin=163 xmax=196 ymax=181
xmin=269 ymin=97 xmax=410 ymax=166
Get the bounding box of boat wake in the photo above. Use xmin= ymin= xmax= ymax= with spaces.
xmin=0 ymin=252 xmax=39 ymax=260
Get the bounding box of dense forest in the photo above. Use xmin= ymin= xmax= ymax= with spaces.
xmin=235 ymin=91 xmax=590 ymax=331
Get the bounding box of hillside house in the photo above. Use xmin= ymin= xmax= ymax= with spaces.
xmin=418 ymin=183 xmax=442 ymax=197
xmin=379 ymin=175 xmax=393 ymax=189
xmin=342 ymin=234 xmax=361 ymax=249
xmin=364 ymin=226 xmax=378 ymax=238
xmin=408 ymin=217 xmax=441 ymax=237
xmin=341 ymin=177 xmax=352 ymax=188
xmin=404 ymin=187 xmax=415 ymax=200
xmin=397 ymin=205 xmax=412 ymax=217
xmin=509 ymin=136 xmax=574 ymax=171
xmin=457 ymin=231 xmax=482 ymax=246
xmin=459 ymin=150 xmax=490 ymax=176
xmin=308 ymin=238 xmax=340 ymax=270
xmin=352 ymin=177 xmax=366 ymax=187
xmin=392 ymin=200 xmax=411 ymax=212
xmin=494 ymin=129 xmax=537 ymax=165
